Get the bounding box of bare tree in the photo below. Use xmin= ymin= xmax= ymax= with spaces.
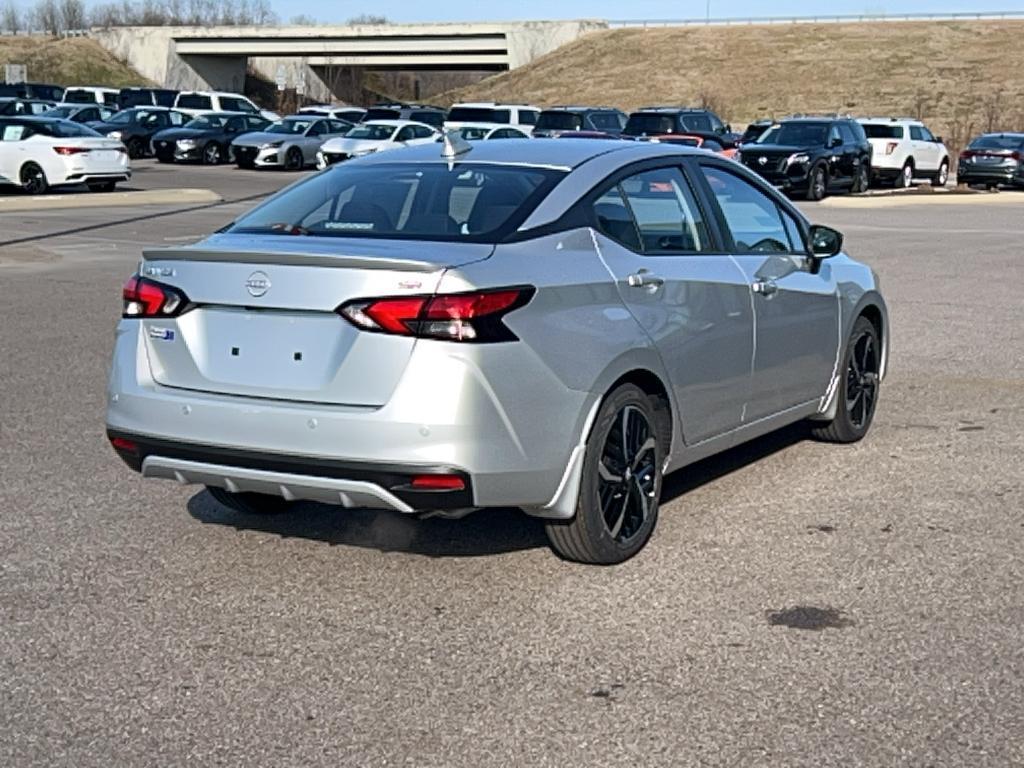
xmin=2 ymin=1 xmax=21 ymax=32
xmin=347 ymin=13 xmax=388 ymax=24
xmin=59 ymin=0 xmax=86 ymax=30
xmin=33 ymin=0 xmax=62 ymax=33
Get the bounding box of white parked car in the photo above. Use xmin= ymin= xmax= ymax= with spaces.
xmin=445 ymin=102 xmax=540 ymax=134
xmin=858 ymin=117 xmax=950 ymax=188
xmin=316 ymin=120 xmax=438 ymax=169
xmin=62 ymin=86 xmax=120 ymax=109
xmin=174 ymin=91 xmax=280 ymax=122
xmin=298 ymin=104 xmax=367 ymax=124
xmin=442 ymin=123 xmax=531 ymax=142
xmin=0 ymin=116 xmax=130 ymax=194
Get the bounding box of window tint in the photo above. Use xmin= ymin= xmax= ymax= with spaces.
xmin=328 ymin=120 xmax=350 ymax=134
xmin=590 ymin=112 xmax=623 ymax=131
xmin=909 ymin=125 xmax=924 ymax=141
xmin=758 ymin=122 xmax=829 ymax=146
xmin=680 ymin=114 xmax=712 ymax=132
xmin=593 ymin=186 xmax=641 ymax=251
xmin=412 ymin=125 xmax=435 ymax=139
xmin=862 ymin=123 xmax=903 ymax=139
xmin=396 ymin=126 xmax=415 ymax=142
xmin=518 ymin=110 xmax=538 ymax=126
xmin=838 ymin=123 xmax=856 ymax=144
xmin=492 ymin=109 xmax=511 ymax=124
xmin=177 ymin=94 xmax=213 ymax=110
xmin=701 ymin=165 xmax=794 ymax=253
xmin=63 ymin=89 xmax=94 ymax=104
xmin=619 ymin=167 xmax=708 ymax=254
xmin=229 ymin=163 xmax=562 ymax=242
xmin=409 ymin=111 xmax=444 ymax=128
xmin=102 ymin=93 xmax=119 ymax=107
xmin=247 ymin=116 xmax=269 ymax=130
xmin=364 ymin=107 xmax=400 ymax=121
xmin=708 ymin=113 xmax=724 ymax=132
xmin=537 ymin=111 xmax=582 ymax=131
xmin=226 ymin=116 xmax=245 ymax=132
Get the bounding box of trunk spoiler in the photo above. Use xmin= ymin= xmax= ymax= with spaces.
xmin=142 ymin=247 xmax=449 ymax=273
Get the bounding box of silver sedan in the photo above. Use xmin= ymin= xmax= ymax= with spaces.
xmin=106 ymin=139 xmax=887 ymax=564
xmin=230 ymin=115 xmax=352 ymax=170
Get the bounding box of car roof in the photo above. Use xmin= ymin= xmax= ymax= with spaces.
xmin=359 ymin=119 xmax=432 ymax=128
xmin=633 ymin=107 xmax=711 ymax=114
xmin=451 ymin=102 xmax=536 ymax=109
xmin=66 ymin=86 xmax=118 ymax=92
xmin=357 ymin=136 xmax=695 ymax=170
xmin=978 ymin=132 xmax=1024 ymax=138
xmin=543 ymin=106 xmax=619 ymax=112
xmin=858 ymin=117 xmax=922 ymax=123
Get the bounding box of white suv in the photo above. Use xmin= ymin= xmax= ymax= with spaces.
xmin=174 ymin=91 xmax=280 ymax=122
xmin=445 ymin=102 xmax=540 ymax=134
xmin=858 ymin=118 xmax=950 ymax=188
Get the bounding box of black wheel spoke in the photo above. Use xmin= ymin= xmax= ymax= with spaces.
xmin=599 ymin=404 xmax=658 ymax=544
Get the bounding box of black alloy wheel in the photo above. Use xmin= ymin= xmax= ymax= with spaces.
xmin=852 ymin=164 xmax=870 ymax=194
xmin=806 ymin=165 xmax=827 ymax=201
xmin=285 ymin=146 xmax=304 ymax=170
xmin=127 ymin=137 xmax=145 ymax=159
xmin=203 ymin=142 xmax=223 ymax=165
xmin=811 ymin=316 xmax=881 ymax=443
xmin=20 ymin=163 xmax=48 ymax=195
xmin=545 ymin=384 xmax=663 ymax=564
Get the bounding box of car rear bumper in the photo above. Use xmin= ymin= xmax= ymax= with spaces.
xmin=957 ymin=165 xmax=1022 ymax=184
xmin=106 ymin=321 xmax=592 ymax=515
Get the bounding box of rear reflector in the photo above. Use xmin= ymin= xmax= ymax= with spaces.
xmin=339 ymin=286 xmax=534 ymax=343
xmin=410 ymin=474 xmax=466 ymax=491
xmin=110 ymin=437 xmax=139 ymax=454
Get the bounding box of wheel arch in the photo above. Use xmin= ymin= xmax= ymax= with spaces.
xmin=815 ymin=292 xmax=889 ymax=421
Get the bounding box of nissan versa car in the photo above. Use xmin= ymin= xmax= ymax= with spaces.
xmin=106 ymin=139 xmax=888 ymax=564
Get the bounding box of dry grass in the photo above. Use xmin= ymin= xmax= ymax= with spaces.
xmin=439 ymin=20 xmax=1024 ymax=154
xmin=0 ymin=36 xmax=151 ymax=88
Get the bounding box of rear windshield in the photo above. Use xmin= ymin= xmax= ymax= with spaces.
xmin=448 ymin=107 xmax=502 ymax=123
xmin=623 ymin=113 xmax=676 ymax=136
xmin=177 ymin=94 xmax=213 ymax=110
xmin=862 ymin=124 xmax=904 ymax=139
xmin=456 ymin=126 xmax=491 ymax=140
xmin=410 ymin=110 xmax=444 ymax=128
xmin=347 ymin=124 xmax=395 ymax=140
xmin=120 ymin=90 xmax=154 ymax=108
xmin=185 ymin=115 xmax=228 ymax=129
xmin=267 ymin=119 xmax=312 ymax=134
xmin=970 ymin=135 xmax=1024 ymax=150
xmin=364 ymin=108 xmax=399 ymax=121
xmin=63 ymin=89 xmax=96 ymax=104
xmin=536 ymin=111 xmax=583 ymax=131
xmin=758 ymin=122 xmax=829 ymax=146
xmin=24 ymin=120 xmax=101 ymax=137
xmin=45 ymin=106 xmax=75 ymax=118
xmin=228 ymin=162 xmax=564 ymax=243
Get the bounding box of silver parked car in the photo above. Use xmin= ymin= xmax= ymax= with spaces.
xmin=231 ymin=115 xmax=352 ymax=170
xmin=107 ymin=139 xmax=888 ymax=564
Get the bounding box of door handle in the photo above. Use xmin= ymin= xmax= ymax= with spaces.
xmin=752 ymin=278 xmax=778 ymax=297
xmin=626 ymin=270 xmax=665 ymax=290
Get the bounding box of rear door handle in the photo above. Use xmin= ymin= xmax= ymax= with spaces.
xmin=627 ymin=270 xmax=665 ymax=291
xmin=752 ymin=278 xmax=778 ymax=297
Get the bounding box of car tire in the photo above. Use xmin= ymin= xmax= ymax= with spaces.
xmin=811 ymin=316 xmax=881 ymax=444
xmin=285 ymin=146 xmax=304 ymax=171
xmin=20 ymin=163 xmax=48 ymax=195
xmin=206 ymin=486 xmax=296 ymax=515
xmin=851 ymin=163 xmax=870 ymax=194
xmin=126 ymin=138 xmax=145 ymax=160
xmin=87 ymin=180 xmax=117 ymax=193
xmin=202 ymin=142 xmax=223 ymax=165
xmin=545 ymin=384 xmax=663 ymax=565
xmin=932 ymin=159 xmax=949 ymax=187
xmin=894 ymin=161 xmax=913 ymax=189
xmin=805 ymin=164 xmax=828 ymax=201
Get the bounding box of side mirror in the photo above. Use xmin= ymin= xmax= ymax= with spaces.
xmin=725 ymin=123 xmax=732 ymax=133
xmin=808 ymin=224 xmax=843 ymax=257
xmin=830 ymin=136 xmax=843 ymax=148
xmin=935 ymin=136 xmax=944 ymax=144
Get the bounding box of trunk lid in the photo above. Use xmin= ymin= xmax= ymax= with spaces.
xmin=139 ymin=234 xmax=494 ymax=406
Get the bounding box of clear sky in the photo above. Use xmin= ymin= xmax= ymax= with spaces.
xmin=288 ymin=0 xmax=1024 ymax=23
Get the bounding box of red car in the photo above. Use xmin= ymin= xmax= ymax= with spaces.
xmin=648 ymin=134 xmax=738 ymax=159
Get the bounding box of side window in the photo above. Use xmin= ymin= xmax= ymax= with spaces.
xmin=919 ymin=126 xmax=936 ymax=142
xmin=708 ymin=113 xmax=724 ymax=133
xmin=519 ymin=110 xmax=538 ymax=126
xmin=226 ymin=116 xmax=244 ymax=132
xmin=238 ymin=99 xmax=259 ymax=114
xmin=168 ymin=111 xmax=186 ymax=126
xmin=413 ymin=125 xmax=435 ymax=139
xmin=593 ymin=186 xmax=641 ymax=251
xmin=619 ymin=167 xmax=708 ymax=254
xmin=828 ymin=125 xmax=842 ymax=146
xmin=396 ymin=126 xmax=415 ymax=142
xmin=838 ymin=123 xmax=856 ymax=145
xmin=780 ymin=208 xmax=806 ymax=253
xmin=1 ymin=124 xmax=28 ymax=141
xmin=909 ymin=125 xmax=924 ymax=141
xmin=103 ymin=93 xmax=119 ymax=107
xmin=701 ymin=165 xmax=795 ymax=254
xmin=492 ymin=109 xmax=511 ymax=124
xmin=307 ymin=121 xmax=326 ymax=136
xmin=247 ymin=116 xmax=268 ymax=131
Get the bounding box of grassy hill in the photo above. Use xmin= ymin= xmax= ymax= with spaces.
xmin=0 ymin=35 xmax=151 ymax=87
xmin=440 ymin=20 xmax=1024 ymax=152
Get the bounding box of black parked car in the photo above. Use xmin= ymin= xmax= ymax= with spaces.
xmin=44 ymin=104 xmax=117 ymax=124
xmin=621 ymin=107 xmax=733 ymax=143
xmin=363 ymin=102 xmax=447 ymax=130
xmin=87 ymin=107 xmax=191 ymax=158
xmin=119 ymin=87 xmax=180 ymax=108
xmin=737 ymin=116 xmax=872 ymax=200
xmin=151 ymin=112 xmax=272 ymax=164
xmin=739 ymin=120 xmax=773 ymax=144
xmin=532 ymin=106 xmax=628 ymax=137
xmin=957 ymin=133 xmax=1024 ymax=189
xmin=0 ymin=97 xmax=56 ymax=116
xmin=0 ymin=82 xmax=64 ymax=101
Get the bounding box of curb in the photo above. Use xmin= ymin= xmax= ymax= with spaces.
xmin=0 ymin=188 xmax=223 ymax=213
xmin=821 ymin=191 xmax=1024 ymax=208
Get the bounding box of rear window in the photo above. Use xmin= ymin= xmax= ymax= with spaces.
xmin=177 ymin=94 xmax=213 ymax=110
xmin=758 ymin=122 xmax=829 ymax=147
xmin=862 ymin=124 xmax=903 ymax=139
xmin=448 ymin=107 xmax=499 ymax=123
xmin=63 ymin=89 xmax=96 ymax=104
xmin=364 ymin=108 xmax=399 ymax=121
xmin=536 ymin=111 xmax=583 ymax=131
xmin=120 ymin=89 xmax=154 ymax=108
xmin=970 ymin=135 xmax=1024 ymax=150
xmin=679 ymin=114 xmax=712 ymax=132
xmin=623 ymin=113 xmax=676 ymax=136
xmin=229 ymin=162 xmax=564 ymax=243
xmin=410 ymin=110 xmax=445 ymax=128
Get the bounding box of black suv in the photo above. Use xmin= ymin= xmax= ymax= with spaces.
xmin=737 ymin=116 xmax=872 ymax=200
xmin=363 ymin=102 xmax=447 ymax=130
xmin=621 ymin=107 xmax=732 ymax=142
xmin=532 ymin=106 xmax=627 ymax=137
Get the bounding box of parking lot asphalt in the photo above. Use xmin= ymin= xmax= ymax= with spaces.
xmin=1 ymin=169 xmax=1023 ymax=766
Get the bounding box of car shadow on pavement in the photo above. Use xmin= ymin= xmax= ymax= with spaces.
xmin=185 ymin=423 xmax=812 ymax=558
xmin=186 ymin=490 xmax=549 ymax=558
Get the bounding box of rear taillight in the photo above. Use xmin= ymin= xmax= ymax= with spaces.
xmin=122 ymin=275 xmax=189 ymax=318
xmin=960 ymin=150 xmax=975 ymax=160
xmin=53 ymin=146 xmax=90 ymax=155
xmin=338 ymin=286 xmax=534 ymax=343
xmin=1012 ymin=151 xmax=1022 ymax=162
xmin=885 ymin=142 xmax=898 ymax=155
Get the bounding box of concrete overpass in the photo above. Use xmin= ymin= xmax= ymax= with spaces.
xmin=91 ymin=21 xmax=606 ymax=98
